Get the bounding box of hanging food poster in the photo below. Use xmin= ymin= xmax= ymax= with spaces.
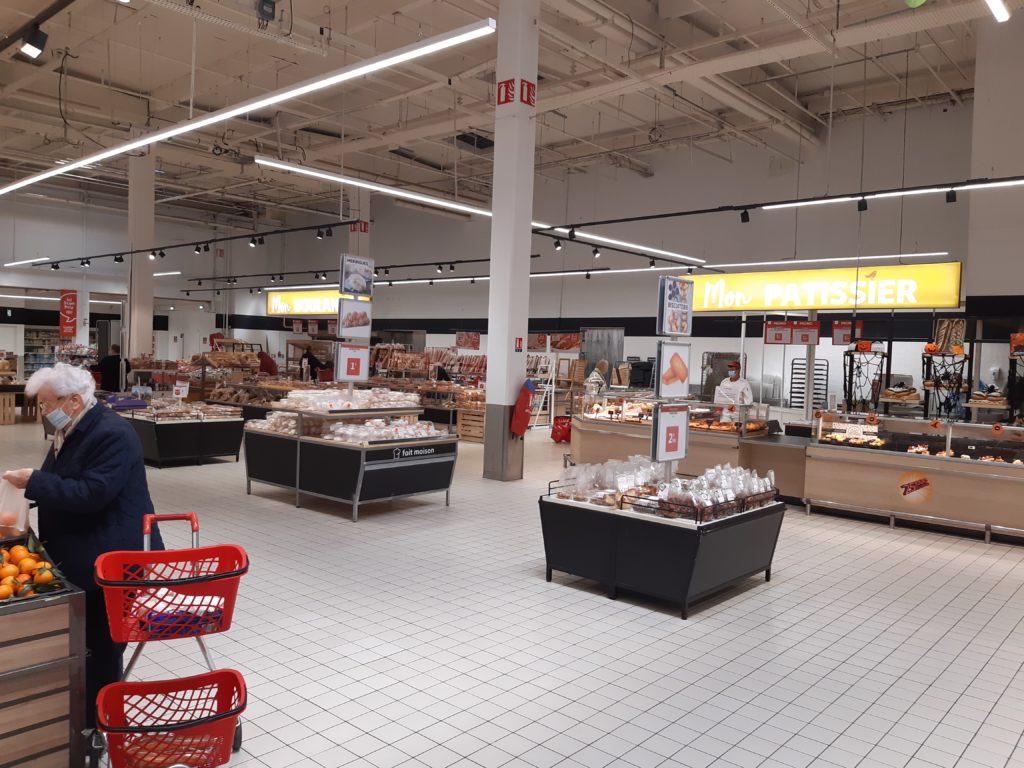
xmin=657 ymin=276 xmax=694 ymax=336
xmin=655 ymin=340 xmax=691 ymax=399
xmin=338 ymin=298 xmax=372 ymax=340
xmin=341 ymin=255 xmax=374 ymax=297
xmin=549 ymin=332 xmax=581 ymax=352
xmin=527 ymin=333 xmax=548 ymax=351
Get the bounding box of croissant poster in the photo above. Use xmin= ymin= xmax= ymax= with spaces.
xmin=655 ymin=340 xmax=691 ymax=399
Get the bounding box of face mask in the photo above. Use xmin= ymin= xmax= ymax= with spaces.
xmin=45 ymin=401 xmax=73 ymax=431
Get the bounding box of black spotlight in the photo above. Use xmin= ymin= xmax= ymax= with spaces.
xmin=435 ymin=264 xmax=443 ymax=273
xmin=217 ymin=290 xmax=221 ymax=295
xmin=114 ymin=254 xmax=124 ymax=263
xmin=19 ymin=26 xmax=48 ymax=60
xmin=649 ymin=259 xmax=655 ymax=268
xmin=687 ymin=267 xmax=694 ymax=275
xmin=585 ymin=271 xmax=591 ymax=280
xmin=568 ymin=227 xmax=576 ymax=240
xmin=198 ymin=280 xmax=203 ymax=286
xmin=388 ymin=281 xmax=393 ymax=287
xmin=325 ymin=227 xmax=333 ymax=238
xmin=186 ymin=291 xmax=190 ymax=297
xmin=80 ymin=259 xmax=90 ymax=268
xmin=592 ymin=247 xmax=600 ymax=258
xmin=280 ymin=274 xmax=285 ymax=281
xmin=554 ymin=239 xmax=562 ymax=251
xmin=50 ymin=262 xmax=59 ymax=270
xmin=249 ymin=288 xmax=253 ymax=294
xmin=449 ymin=263 xmax=455 ymax=272
xmin=270 ymin=275 xmax=276 ymax=283
xmin=194 ymin=244 xmax=201 ymax=254
xmin=429 ymin=279 xmax=434 ymax=286
xmin=203 ymin=243 xmax=210 ymax=252
xmin=946 ymin=189 xmax=957 ymax=203
xmin=249 ymin=237 xmax=257 ymax=248
xmin=857 ymin=198 xmax=868 ymax=212
xmin=257 ymin=287 xmax=263 ymax=294
xmin=470 ymin=278 xmax=475 ymax=285
xmin=316 ymin=229 xmax=324 ymax=240
xmin=373 ymin=268 xmax=379 ymax=278
xmin=740 ymin=209 xmax=750 ymax=224
xmin=258 ymin=235 xmax=265 ymax=245
xmin=384 ymin=268 xmax=390 ymax=276
xmin=159 ymin=250 xmax=166 ymax=258
xmin=149 ymin=251 xmax=156 ymax=261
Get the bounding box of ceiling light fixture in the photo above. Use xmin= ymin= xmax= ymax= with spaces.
xmin=449 ymin=263 xmax=455 ymax=272
xmin=592 ymin=247 xmax=600 ymax=258
xmin=3 ymin=257 xmax=49 ymax=267
xmin=436 ymin=264 xmax=443 ymax=273
xmin=114 ymin=254 xmax=124 ymax=263
xmin=429 ymin=279 xmax=434 ymax=286
xmin=50 ymin=263 xmax=59 ymax=271
xmin=585 ymin=272 xmax=591 ymax=280
xmin=649 ymin=259 xmax=656 ymax=268
xmin=325 ymin=227 xmax=333 ymax=238
xmin=857 ymin=198 xmax=868 ymax=212
xmin=249 ymin=237 xmax=257 ymax=248
xmin=258 ymin=235 xmax=265 ymax=245
xmin=762 ymin=196 xmax=859 ymax=211
xmin=203 ymin=243 xmax=210 ymax=252
xmin=194 ymin=244 xmax=201 ymax=254
xmin=0 ymin=19 xmax=496 ymax=198
xmin=186 ymin=291 xmax=190 ymax=296
xmin=149 ymin=251 xmax=156 ymax=260
xmin=316 ymin=229 xmax=324 ymax=240
xmin=554 ymin=239 xmax=562 ymax=251
xmin=255 ymin=157 xmax=705 ymax=264
xmin=257 ymin=287 xmax=262 ymax=294
xmin=154 ymin=271 xmax=182 ymax=277
xmin=384 ymin=268 xmax=390 ymax=276
xmin=19 ymin=26 xmax=48 ymax=60
xmin=946 ymin=190 xmax=957 ymax=203
xmin=270 ymin=275 xmax=276 ymax=283
xmin=740 ymin=210 xmax=750 ymax=224
xmin=80 ymin=259 xmax=90 ymax=268
xmin=159 ymin=250 xmax=166 ymax=258
xmin=984 ymin=0 xmax=1011 ymax=22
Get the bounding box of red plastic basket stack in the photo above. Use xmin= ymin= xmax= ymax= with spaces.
xmin=95 ymin=544 xmax=247 ymax=643
xmin=97 ymin=669 xmax=245 ymax=768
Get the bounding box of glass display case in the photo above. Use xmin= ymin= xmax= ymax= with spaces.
xmin=580 ymin=388 xmax=658 ymax=423
xmin=687 ymin=402 xmax=771 ymax=437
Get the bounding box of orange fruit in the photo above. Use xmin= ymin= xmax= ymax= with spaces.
xmin=18 ymin=558 xmax=38 ymax=574
xmin=33 ymin=561 xmax=52 ymax=571
xmin=0 ymin=564 xmax=18 ymax=579
xmin=0 ymin=585 xmax=11 ymax=600
xmin=0 ymin=576 xmax=17 ymax=591
xmin=15 ymin=573 xmax=30 ymax=585
xmin=33 ymin=568 xmax=54 ymax=585
xmin=8 ymin=546 xmax=30 ymax=565
xmin=16 ymin=585 xmax=34 ymax=598
xmin=0 ymin=548 xmax=8 ymax=564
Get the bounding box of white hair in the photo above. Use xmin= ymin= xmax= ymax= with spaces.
xmin=26 ymin=363 xmax=97 ymax=402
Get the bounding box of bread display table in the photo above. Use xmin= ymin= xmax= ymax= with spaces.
xmin=538 ymin=495 xmax=785 ymax=619
xmin=0 ymin=585 xmax=86 ymax=768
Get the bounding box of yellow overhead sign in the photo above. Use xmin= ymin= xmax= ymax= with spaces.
xmin=266 ymin=288 xmax=369 ymax=316
xmin=690 ymin=261 xmax=961 ymax=312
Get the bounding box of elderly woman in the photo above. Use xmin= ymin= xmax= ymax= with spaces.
xmin=2 ymin=363 xmax=162 ymax=729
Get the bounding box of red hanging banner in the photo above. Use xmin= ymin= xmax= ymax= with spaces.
xmin=59 ymin=290 xmax=77 ymax=338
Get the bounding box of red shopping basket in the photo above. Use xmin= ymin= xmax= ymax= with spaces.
xmin=98 ymin=669 xmax=246 ymax=768
xmin=95 ymin=544 xmax=248 ymax=644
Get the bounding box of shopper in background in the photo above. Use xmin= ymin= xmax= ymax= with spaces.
xmin=2 ymin=363 xmax=162 ymax=729
xmin=718 ymin=361 xmax=753 ymax=422
xmin=302 ymin=348 xmax=324 ymax=381
xmin=92 ymin=344 xmax=130 ymax=392
xmin=257 ymin=350 xmax=279 ymax=376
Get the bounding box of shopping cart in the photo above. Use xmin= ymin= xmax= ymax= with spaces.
xmin=89 ymin=513 xmax=249 ymax=768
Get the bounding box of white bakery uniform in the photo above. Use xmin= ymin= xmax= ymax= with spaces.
xmin=718 ymin=376 xmax=753 ymax=422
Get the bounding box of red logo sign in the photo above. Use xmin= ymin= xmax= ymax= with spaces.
xmin=497 ymin=78 xmax=515 ymax=105
xmin=665 ymin=425 xmax=679 ymax=452
xmin=59 ymin=290 xmax=77 ymax=338
xmin=346 ymin=357 xmax=361 ymax=376
xmin=349 ymin=221 xmax=369 ymax=233
xmin=519 ymin=79 xmax=536 ymax=106
xmin=514 ymin=337 xmax=523 ymax=353
xmin=900 ymin=477 xmax=930 ymax=497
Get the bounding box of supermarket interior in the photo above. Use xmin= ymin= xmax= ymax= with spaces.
xmin=1 ymin=1 xmax=1024 ymax=767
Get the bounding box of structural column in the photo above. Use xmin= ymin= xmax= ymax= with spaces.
xmin=126 ymin=152 xmax=155 ymax=358
xmin=964 ymin=13 xmax=1024 ymax=297
xmin=74 ymin=288 xmax=90 ymax=347
xmin=483 ymin=0 xmax=540 ymax=481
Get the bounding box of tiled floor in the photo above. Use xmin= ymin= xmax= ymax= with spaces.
xmin=4 ymin=420 xmax=1024 ymax=768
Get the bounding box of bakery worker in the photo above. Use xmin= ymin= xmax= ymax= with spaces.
xmin=2 ymin=363 xmax=163 ymax=732
xmin=719 ymin=361 xmax=753 ymax=420
xmin=257 ymin=350 xmax=279 ymax=376
xmin=91 ymin=344 xmax=130 ymax=392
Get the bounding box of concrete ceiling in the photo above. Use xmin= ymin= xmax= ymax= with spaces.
xmin=0 ymin=0 xmax=999 ymax=227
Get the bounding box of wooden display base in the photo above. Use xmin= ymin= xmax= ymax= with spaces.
xmin=0 ymin=393 xmax=14 ymax=425
xmin=457 ymin=409 xmax=485 ymax=443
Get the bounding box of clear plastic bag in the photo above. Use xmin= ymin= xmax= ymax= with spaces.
xmin=0 ymin=479 xmax=29 ymax=538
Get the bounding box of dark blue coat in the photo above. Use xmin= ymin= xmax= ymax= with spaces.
xmin=25 ymin=402 xmax=163 ymax=591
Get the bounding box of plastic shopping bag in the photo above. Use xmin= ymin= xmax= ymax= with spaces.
xmin=0 ymin=479 xmax=29 ymax=538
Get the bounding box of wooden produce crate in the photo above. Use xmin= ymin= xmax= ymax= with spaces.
xmin=457 ymin=409 xmax=486 ymax=443
xmin=0 ymin=393 xmax=14 ymax=425
xmin=0 ymin=586 xmax=86 ymax=768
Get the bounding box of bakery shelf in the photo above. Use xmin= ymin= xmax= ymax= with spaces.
xmin=538 ymin=495 xmax=785 ymax=619
xmin=964 ymin=402 xmax=1010 ymax=410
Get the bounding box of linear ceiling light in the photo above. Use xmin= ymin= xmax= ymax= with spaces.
xmin=255 ymin=157 xmax=705 ymax=264
xmin=762 ymin=196 xmax=858 ymax=211
xmin=154 ymin=271 xmax=182 ymax=276
xmin=3 ymin=257 xmax=49 ymax=267
xmin=763 ymin=179 xmax=1024 ymax=211
xmin=0 ymin=19 xmax=495 ymax=198
xmin=984 ymin=0 xmax=1011 ymax=22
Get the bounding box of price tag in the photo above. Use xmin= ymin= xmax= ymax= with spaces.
xmin=813 ymin=410 xmax=823 ymax=420
xmin=866 ymin=412 xmax=879 ymax=425
xmin=993 ymin=423 xmax=1004 ymax=435
xmin=930 ymin=419 xmax=941 ymax=430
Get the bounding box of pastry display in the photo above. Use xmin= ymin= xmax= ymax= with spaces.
xmin=275 ymin=388 xmax=420 ymax=412
xmin=341 ymin=310 xmax=370 ymax=328
xmin=967 ymin=390 xmax=1008 ymax=407
xmin=907 ymin=444 xmax=930 ymax=455
xmin=321 ymin=418 xmax=446 ymax=445
xmin=131 ymin=401 xmax=242 ymax=421
xmin=883 ymin=386 xmax=919 ymax=401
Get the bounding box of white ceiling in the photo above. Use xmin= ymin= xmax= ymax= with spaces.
xmin=0 ymin=0 xmax=998 ymax=228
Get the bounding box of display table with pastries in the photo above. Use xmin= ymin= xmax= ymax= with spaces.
xmin=805 ymin=412 xmax=1024 ymax=540
xmin=539 ymin=462 xmax=784 ymax=619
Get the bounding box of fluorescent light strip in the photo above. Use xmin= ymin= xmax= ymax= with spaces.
xmin=712 ymin=252 xmax=947 ymax=269
xmin=762 ymin=196 xmax=858 ymax=211
xmin=255 ymin=157 xmax=705 ymax=265
xmin=984 ymin=0 xmax=1011 ymax=22
xmin=153 ymin=271 xmax=182 ymax=277
xmin=0 ymin=294 xmax=122 ymax=305
xmin=765 ymin=178 xmax=1024 ymax=210
xmin=3 ymin=257 xmax=49 ymax=266
xmin=0 ymin=19 xmax=496 ymax=198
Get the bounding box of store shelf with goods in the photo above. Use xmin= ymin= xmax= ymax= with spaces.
xmin=22 ymin=327 xmax=61 ymax=374
xmin=285 ymin=340 xmax=334 ymax=376
xmin=0 ymin=532 xmax=87 ymax=768
xmin=807 ymin=412 xmax=1024 ymax=539
xmin=539 ymin=462 xmax=783 ymax=619
xmin=244 ymin=405 xmax=457 ymax=521
xmin=121 ymin=403 xmax=244 ymax=467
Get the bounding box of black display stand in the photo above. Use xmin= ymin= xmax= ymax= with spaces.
xmin=123 ymin=415 xmax=244 ymax=467
xmin=244 ymin=410 xmax=457 ymax=521
xmin=538 ymin=497 xmax=785 ymax=618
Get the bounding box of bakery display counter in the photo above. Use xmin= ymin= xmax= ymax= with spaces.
xmin=122 ymin=405 xmax=244 ymax=467
xmin=244 ymin=407 xmax=457 ymax=521
xmin=740 ymin=434 xmax=810 ymax=501
xmin=806 ymin=413 xmax=1024 ymax=539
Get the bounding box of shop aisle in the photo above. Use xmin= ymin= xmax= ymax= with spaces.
xmin=3 ymin=422 xmax=1024 ymax=768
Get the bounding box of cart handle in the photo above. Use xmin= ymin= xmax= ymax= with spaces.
xmin=143 ymin=513 xmax=200 ymax=550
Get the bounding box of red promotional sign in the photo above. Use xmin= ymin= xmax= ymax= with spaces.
xmin=496 ymin=78 xmax=515 ymax=105
xmin=59 ymin=290 xmax=77 ymax=338
xmin=348 ymin=221 xmax=369 ymax=233
xmin=292 ymin=319 xmax=303 ymax=334
xmin=832 ymin=320 xmax=864 ymax=346
xmin=308 ymin=320 xmax=319 ymax=336
xmin=764 ymin=321 xmax=793 ymax=345
xmin=327 ymin=319 xmax=337 ymax=336
xmin=346 ymin=357 xmax=361 ymax=376
xmin=515 ymin=337 xmax=523 ymax=353
xmin=519 ymin=79 xmax=536 ymax=106
xmin=665 ymin=425 xmax=679 ymax=453
xmin=791 ymin=321 xmax=821 ymax=345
